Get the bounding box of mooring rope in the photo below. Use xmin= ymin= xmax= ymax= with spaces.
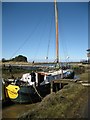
xmin=32 ymin=84 xmax=42 ymax=100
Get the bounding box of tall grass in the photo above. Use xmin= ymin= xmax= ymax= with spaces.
xmin=72 ymin=65 xmax=85 ymax=74
xmin=19 ymin=83 xmax=88 ymax=119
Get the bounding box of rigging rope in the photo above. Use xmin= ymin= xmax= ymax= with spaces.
xmin=10 ymin=18 xmax=44 ymax=59
xmin=33 ymin=21 xmax=46 ymax=61
xmin=61 ymin=38 xmax=69 ymax=62
xmin=33 ymin=6 xmax=54 ymax=62
xmin=57 ymin=3 xmax=69 ymax=63
xmin=33 ymin=84 xmax=42 ymax=99
xmin=46 ymin=11 xmax=54 ymax=60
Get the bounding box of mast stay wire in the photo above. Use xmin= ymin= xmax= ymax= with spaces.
xmin=10 ymin=17 xmax=44 ymax=60
xmin=33 ymin=25 xmax=46 ymax=61
xmin=57 ymin=3 xmax=69 ymax=63
xmin=62 ymin=39 xmax=69 ymax=62
xmin=46 ymin=9 xmax=54 ymax=60
xmin=33 ymin=6 xmax=54 ymax=62
xmin=33 ymin=17 xmax=48 ymax=61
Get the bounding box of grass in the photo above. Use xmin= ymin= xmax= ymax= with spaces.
xmin=79 ymin=72 xmax=90 ymax=82
xmin=18 ymin=72 xmax=89 ymax=119
xmin=2 ymin=65 xmax=42 ymax=79
xmin=2 ymin=67 xmax=30 ymax=79
xmin=1 ymin=62 xmax=89 ymax=79
xmin=1 ymin=61 xmax=32 ymax=65
xmin=1 ymin=64 xmax=89 ymax=119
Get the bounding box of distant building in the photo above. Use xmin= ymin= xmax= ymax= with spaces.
xmin=87 ymin=49 xmax=90 ymax=63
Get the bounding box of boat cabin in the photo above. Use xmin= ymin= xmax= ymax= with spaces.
xmin=19 ymin=69 xmax=70 ymax=86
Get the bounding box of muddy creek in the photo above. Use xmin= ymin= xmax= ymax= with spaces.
xmin=2 ymin=102 xmax=39 ymax=119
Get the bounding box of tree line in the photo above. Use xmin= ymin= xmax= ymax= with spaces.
xmin=2 ymin=55 xmax=27 ymax=62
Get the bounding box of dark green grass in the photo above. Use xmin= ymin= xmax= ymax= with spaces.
xmin=18 ymin=72 xmax=88 ymax=119
xmin=2 ymin=66 xmax=41 ymax=79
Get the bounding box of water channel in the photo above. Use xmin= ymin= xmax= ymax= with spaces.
xmin=2 ymin=102 xmax=39 ymax=119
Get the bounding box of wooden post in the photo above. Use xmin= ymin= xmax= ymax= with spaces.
xmin=61 ymin=69 xmax=63 ymax=78
xmin=56 ymin=83 xmax=58 ymax=92
xmin=59 ymin=83 xmax=62 ymax=89
xmin=51 ymin=81 xmax=54 ymax=93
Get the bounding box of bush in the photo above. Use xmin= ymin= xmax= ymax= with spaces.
xmin=13 ymin=55 xmax=27 ymax=62
xmin=72 ymin=65 xmax=85 ymax=74
xmin=2 ymin=55 xmax=28 ymax=62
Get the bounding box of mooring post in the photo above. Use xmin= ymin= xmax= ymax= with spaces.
xmin=59 ymin=83 xmax=62 ymax=89
xmin=51 ymin=81 xmax=54 ymax=93
xmin=56 ymin=83 xmax=58 ymax=92
xmin=61 ymin=69 xmax=63 ymax=78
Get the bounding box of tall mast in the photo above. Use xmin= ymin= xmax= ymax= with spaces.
xmin=54 ymin=0 xmax=59 ymax=63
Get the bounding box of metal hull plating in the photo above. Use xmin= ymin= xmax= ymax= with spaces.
xmin=6 ymin=84 xmax=51 ymax=104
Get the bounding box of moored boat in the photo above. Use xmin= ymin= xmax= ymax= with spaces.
xmin=5 ymin=0 xmax=75 ymax=104
xmin=6 ymin=69 xmax=74 ymax=103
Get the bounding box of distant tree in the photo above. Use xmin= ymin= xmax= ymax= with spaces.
xmin=13 ymin=55 xmax=27 ymax=62
xmin=2 ymin=58 xmax=6 ymax=62
xmin=80 ymin=59 xmax=88 ymax=64
xmin=2 ymin=55 xmax=28 ymax=62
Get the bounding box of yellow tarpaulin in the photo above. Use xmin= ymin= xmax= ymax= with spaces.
xmin=6 ymin=85 xmax=20 ymax=99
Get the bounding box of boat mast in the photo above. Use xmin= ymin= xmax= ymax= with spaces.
xmin=54 ymin=0 xmax=59 ymax=64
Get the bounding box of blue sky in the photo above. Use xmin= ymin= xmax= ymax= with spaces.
xmin=2 ymin=2 xmax=88 ymax=62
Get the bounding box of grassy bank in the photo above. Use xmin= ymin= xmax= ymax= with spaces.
xmin=2 ymin=65 xmax=42 ymax=79
xmin=0 ymin=61 xmax=32 ymax=66
xmin=18 ymin=72 xmax=89 ymax=119
xmin=1 ymin=62 xmax=88 ymax=79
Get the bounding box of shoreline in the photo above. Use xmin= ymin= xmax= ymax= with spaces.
xmin=0 ymin=61 xmax=89 ymax=66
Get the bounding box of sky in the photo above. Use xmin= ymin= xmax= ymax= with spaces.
xmin=2 ymin=2 xmax=88 ymax=62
